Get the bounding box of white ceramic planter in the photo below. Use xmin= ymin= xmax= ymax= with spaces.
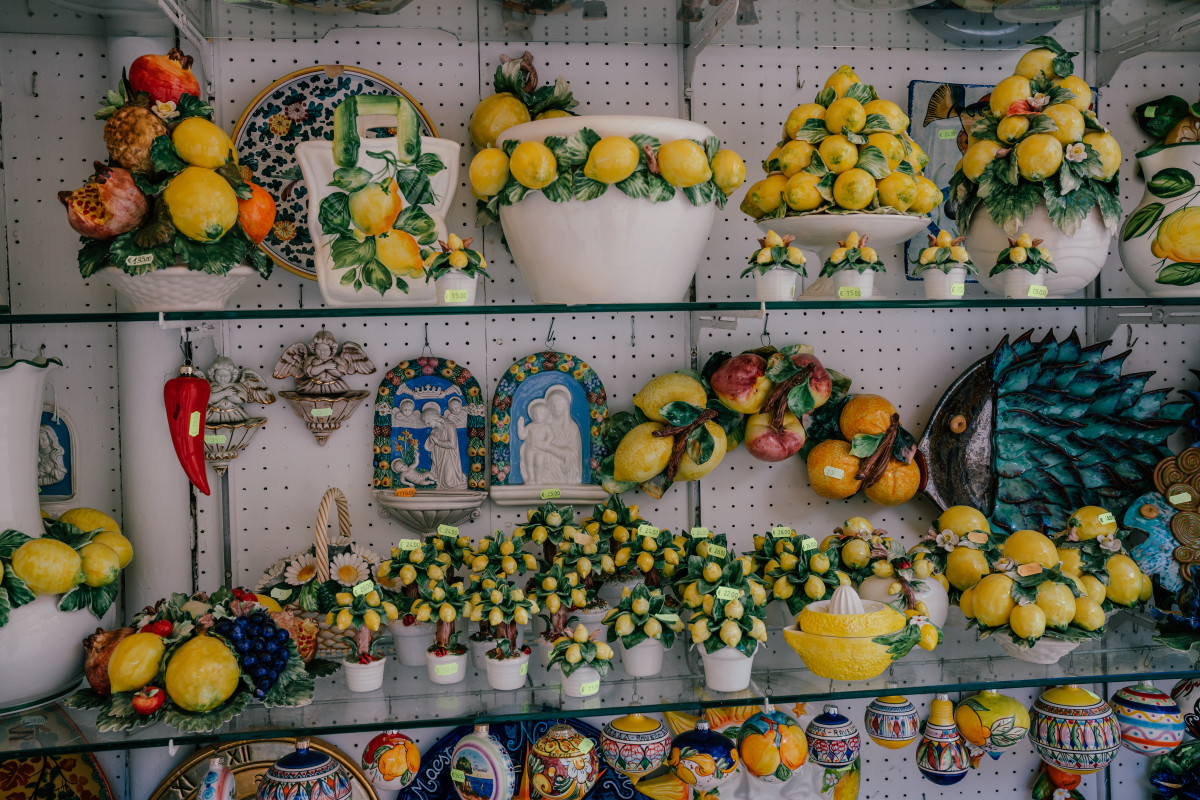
xmin=599 ymin=577 xmax=642 ymax=605
xmin=562 ymin=665 xmax=602 ymax=698
xmin=470 ymin=635 xmax=497 ymax=670
xmin=967 ymin=203 xmax=1110 ymax=297
xmin=620 ymin=637 xmax=665 ymax=677
xmin=699 ymin=644 xmax=757 ymax=692
xmin=1119 ymin=143 xmax=1200 ymax=298
xmin=921 ymin=266 xmax=968 ymax=300
xmin=832 ymin=269 xmax=876 ymax=300
xmin=100 ymin=265 xmax=258 ymax=312
xmin=485 ymin=652 xmax=531 ymax=691
xmin=993 ymin=632 xmax=1080 ymax=664
xmin=999 ymin=268 xmax=1047 ymax=299
xmin=343 ymin=657 xmax=386 ymax=692
xmin=497 ymin=115 xmax=718 ymax=304
xmin=574 ymin=603 xmax=610 ymax=628
xmin=387 ymin=619 xmax=435 ymax=667
xmin=538 ymin=634 xmax=557 ymax=667
xmin=435 ymin=271 xmax=481 ymax=305
xmin=754 ymin=268 xmax=798 ymax=301
xmin=425 ymin=650 xmax=468 ymax=685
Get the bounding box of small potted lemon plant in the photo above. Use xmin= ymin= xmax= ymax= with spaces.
xmin=529 ymin=562 xmax=584 ymax=665
xmin=608 ymin=518 xmax=682 ymax=592
xmin=582 ymin=495 xmax=646 ymax=601
xmin=913 ymin=228 xmax=975 ymax=299
xmin=423 ymin=233 xmax=488 ymax=306
xmin=742 ymin=230 xmax=807 ymax=301
xmin=602 ymin=584 xmax=682 ymax=677
xmin=547 ymin=622 xmax=614 ymax=697
xmin=377 ymin=537 xmax=448 ymax=666
xmin=326 ymin=582 xmax=400 ymax=692
xmin=475 ymin=581 xmax=539 ymax=691
xmin=820 ymin=231 xmax=882 ymax=300
xmin=988 ymin=233 xmax=1055 ymax=299
xmin=466 ymin=530 xmax=537 ymax=668
xmin=410 ymin=577 xmax=473 ymax=685
xmin=519 ymin=501 xmax=578 ymax=566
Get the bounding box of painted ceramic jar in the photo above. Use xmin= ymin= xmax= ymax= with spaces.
xmin=1119 ymin=143 xmax=1200 ymax=298
xmin=863 ymin=694 xmax=921 ymax=749
xmin=528 ymin=724 xmax=599 ymax=800
xmin=1109 ymin=683 xmax=1185 ymax=756
xmin=1171 ymin=678 xmax=1200 ymax=738
xmin=806 ymin=705 xmax=860 ymax=768
xmin=450 ymin=725 xmax=517 ymax=800
xmin=916 ymin=694 xmax=969 ymax=785
xmin=737 ymin=707 xmax=808 ymax=783
xmin=1030 ymin=685 xmax=1121 ymax=774
xmin=199 ymin=757 xmax=235 ymax=800
xmin=667 ymin=720 xmax=739 ymax=794
xmin=254 ymin=739 xmax=351 ymax=800
xmin=361 ymin=730 xmax=421 ymax=791
xmin=600 ymin=713 xmax=670 ymax=778
xmin=954 ymin=689 xmax=1030 ymax=760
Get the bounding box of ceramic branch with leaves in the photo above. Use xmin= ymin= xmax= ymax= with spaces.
xmin=913 ymin=228 xmax=975 ymax=299
xmin=582 ymin=495 xmax=647 ymax=586
xmin=988 ymin=233 xmax=1056 ymax=298
xmin=547 ymin=623 xmax=614 ymax=697
xmin=602 ymin=584 xmax=682 ymax=677
xmin=529 ymin=562 xmax=583 ymax=660
xmin=423 ymin=233 xmax=488 ymax=305
xmin=819 ymin=231 xmax=883 ymax=299
xmin=742 ymin=230 xmax=808 ymax=300
xmin=468 ymin=51 xmax=579 ymax=151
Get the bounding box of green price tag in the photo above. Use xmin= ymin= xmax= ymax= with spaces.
xmin=579 ymin=680 xmax=600 ymax=696
xmin=540 ymin=488 xmax=562 ymax=499
xmin=444 ymin=289 xmax=470 ymax=303
xmin=771 ymin=526 xmax=793 ymax=538
xmin=800 ymin=536 xmax=818 ymax=554
xmin=188 ymin=411 xmax=201 ymax=436
xmin=837 ymin=286 xmax=862 ymax=299
xmin=938 ymin=128 xmax=957 ymax=140
xmin=656 ymin=613 xmax=680 ymax=624
xmin=451 ymin=769 xmax=465 ymax=783
xmin=1098 ymin=512 xmax=1116 ymax=525
xmin=1171 ymin=492 xmax=1192 ymax=505
xmin=204 ymin=434 xmax=227 ymax=444
xmin=311 ymin=407 xmax=333 ymax=417
xmin=352 ymin=580 xmax=375 ymax=596
xmin=437 ymin=524 xmax=459 ymax=538
xmin=823 ymin=466 xmax=845 ymax=479
xmin=578 ymin=738 xmax=594 ymax=753
xmin=397 ymin=538 xmax=422 ymax=551
xmin=715 ymin=586 xmax=741 ymax=601
xmin=950 ymin=283 xmax=965 ymax=297
xmin=1028 ymin=285 xmax=1049 ymax=298
xmin=638 ymin=524 xmax=661 ymax=538
xmin=435 ymin=662 xmax=459 ymax=676
xmin=270 ymin=587 xmax=293 ymax=601
xmin=520 ymin=662 xmax=529 ymax=676
xmin=690 ymin=527 xmax=711 ymax=539
xmin=708 ymin=544 xmax=727 ymax=559
xmin=1145 ymin=106 xmax=1157 ymax=118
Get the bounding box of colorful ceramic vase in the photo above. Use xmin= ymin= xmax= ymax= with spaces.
xmin=199 ymin=757 xmax=235 ymax=800
xmin=806 ymin=705 xmax=860 ymax=768
xmin=954 ymin=689 xmax=1030 ymax=760
xmin=1110 ymin=683 xmax=1185 ymax=756
xmin=450 ymin=725 xmax=517 ymax=800
xmin=361 ymin=730 xmax=421 ymax=791
xmin=1030 ymin=685 xmax=1121 ymax=774
xmin=599 ymin=713 xmax=670 ymax=778
xmin=915 ymin=694 xmax=969 ymax=785
xmin=527 ymin=724 xmax=600 ymax=800
xmin=863 ymin=694 xmax=920 ymax=749
xmin=667 ymin=720 xmax=739 ymax=794
xmin=737 ymin=706 xmax=808 ymax=783
xmin=1171 ymin=678 xmax=1200 ymax=738
xmin=254 ymin=739 xmax=352 ymax=800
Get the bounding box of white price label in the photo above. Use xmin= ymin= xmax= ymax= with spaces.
xmin=823 ymin=466 xmax=845 ymax=479
xmin=124 ymin=253 xmax=155 ymax=267
xmin=1098 ymin=512 xmax=1116 ymax=525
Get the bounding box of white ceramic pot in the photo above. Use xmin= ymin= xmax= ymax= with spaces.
xmin=574 ymin=603 xmax=610 ymax=628
xmin=754 ymin=268 xmax=798 ymax=301
xmin=699 ymin=644 xmax=757 ymax=692
xmin=993 ymin=632 xmax=1080 ymax=664
xmin=967 ymin=203 xmax=1110 ymax=297
xmin=562 ymin=665 xmax=602 ymax=698
xmin=620 ymin=637 xmax=664 ymax=677
xmin=99 ymin=265 xmax=258 ymax=312
xmin=857 ymin=575 xmax=949 ymax=629
xmin=832 ymin=269 xmax=875 ymax=300
xmin=497 ymin=115 xmax=718 ymax=304
xmin=999 ymin=267 xmax=1047 ymax=299
xmin=599 ymin=577 xmax=641 ymax=605
xmin=921 ymin=266 xmax=968 ymax=299
xmin=343 ymin=657 xmax=386 ymax=692
xmin=425 ymin=650 xmax=468 ymax=685
xmin=470 ymin=635 xmax=497 ymax=670
xmin=538 ymin=634 xmax=556 ymax=667
xmin=1119 ymin=143 xmax=1200 ymax=297
xmin=435 ymin=271 xmax=481 ymax=305
xmin=485 ymin=652 xmax=531 ymax=691
xmin=387 ymin=619 xmax=435 ymax=667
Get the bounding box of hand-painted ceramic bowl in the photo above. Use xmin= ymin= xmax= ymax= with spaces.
xmin=254 ymin=738 xmax=351 ymax=800
xmin=600 ymin=713 xmax=670 ymax=778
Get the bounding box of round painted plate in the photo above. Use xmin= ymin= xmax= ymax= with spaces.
xmin=232 ymin=66 xmax=438 ymax=280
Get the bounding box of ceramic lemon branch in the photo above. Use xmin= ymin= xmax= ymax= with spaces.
xmin=912 ymin=229 xmax=976 ymax=275
xmin=989 ymin=234 xmax=1056 ymax=276
xmin=741 ymin=230 xmax=807 ymax=277
xmin=423 ymin=234 xmax=488 ymax=282
xmin=547 ymin=623 xmax=614 ymax=677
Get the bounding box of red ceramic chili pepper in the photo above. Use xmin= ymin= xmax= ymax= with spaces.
xmin=164 ymin=364 xmax=211 ymax=495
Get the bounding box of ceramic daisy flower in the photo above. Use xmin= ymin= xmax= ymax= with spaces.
xmin=331 ymin=552 xmax=369 ymax=586
xmin=284 ymin=553 xmax=318 ymax=586
xmin=352 ymin=543 xmax=382 ymax=566
xmin=256 ymin=556 xmax=288 ymax=591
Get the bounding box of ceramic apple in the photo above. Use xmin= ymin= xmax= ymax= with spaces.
xmin=711 ymin=353 xmax=774 ymax=414
xmin=790 ymin=352 xmax=832 ymax=409
xmin=744 ymin=409 xmax=806 ymax=461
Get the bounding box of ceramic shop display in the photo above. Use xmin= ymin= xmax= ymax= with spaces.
xmin=37 ymin=403 xmax=76 ymax=505
xmin=200 ymin=356 xmax=275 ymax=475
xmin=371 ymin=356 xmax=487 ymax=532
xmin=1110 ymin=683 xmax=1185 ymax=756
xmin=223 ymin=0 xmax=415 ymax=12
xmin=489 ymin=351 xmax=610 ymax=506
xmin=742 ymin=230 xmax=807 ymax=300
xmin=918 ymin=329 xmax=1187 ymax=533
xmin=233 ymin=66 xmax=436 ymax=280
xmin=954 ymin=689 xmax=1030 ymax=763
xmin=255 ymin=738 xmax=352 ymax=800
xmin=736 ymin=705 xmax=808 ymax=783
xmin=915 ymin=694 xmax=969 ymax=785
xmin=599 ymin=713 xmax=670 ymax=779
xmin=527 ymin=724 xmax=599 ymax=800
xmin=864 ymin=693 xmax=921 ymax=749
xmin=274 ymin=332 xmax=376 ymax=446
xmin=361 ymin=730 xmax=421 ymax=793
xmin=911 ymin=229 xmax=975 ymax=299
xmin=1029 ymin=684 xmax=1121 ymax=774
xmin=449 ymin=725 xmax=517 ymax=800
xmin=294 ymin=92 xmax=459 ymax=306
xmin=1120 ymin=143 xmax=1200 ymax=296
xmin=666 ymin=720 xmax=739 ymax=795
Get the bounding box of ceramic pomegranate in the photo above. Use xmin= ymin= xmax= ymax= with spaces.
xmin=103 ymin=106 xmax=167 ymax=174
xmin=59 ymin=163 xmax=148 ymax=239
xmin=128 ymin=48 xmax=201 ymax=104
xmin=82 ymin=625 xmax=135 ymax=696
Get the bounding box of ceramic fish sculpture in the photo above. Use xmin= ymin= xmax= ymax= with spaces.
xmin=923 ymin=83 xmax=991 ymax=156
xmin=918 ymin=330 xmax=1188 ymax=534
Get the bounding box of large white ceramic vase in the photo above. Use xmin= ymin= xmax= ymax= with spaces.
xmin=498 ymin=116 xmax=718 ymax=304
xmin=0 ymin=357 xmax=115 ymax=712
xmin=1119 ymin=142 xmax=1200 ymax=298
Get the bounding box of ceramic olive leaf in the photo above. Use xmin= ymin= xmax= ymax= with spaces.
xmin=1148 ymin=167 xmax=1196 ymax=199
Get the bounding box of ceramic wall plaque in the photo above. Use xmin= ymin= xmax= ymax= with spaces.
xmin=274 ymin=332 xmax=376 ymax=446
xmin=37 ymin=404 xmax=75 ymax=504
xmin=201 ymin=356 xmax=276 ymax=475
xmin=489 ymin=351 xmax=610 ymax=506
xmin=372 ymin=356 xmax=486 ymax=532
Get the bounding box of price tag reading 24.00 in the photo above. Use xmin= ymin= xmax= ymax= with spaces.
xmin=638 ymin=524 xmax=661 ymax=538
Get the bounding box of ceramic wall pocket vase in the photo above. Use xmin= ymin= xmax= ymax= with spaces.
xmin=200 ymin=356 xmax=275 ymax=474
xmin=37 ymin=403 xmax=76 ymax=505
xmin=1110 ymin=683 xmax=1185 ymax=756
xmin=918 ymin=329 xmax=1187 ymax=534
xmin=599 ymin=713 xmax=670 ymax=779
xmin=1120 ymin=142 xmax=1200 ymax=297
xmin=371 ymin=356 xmax=487 ymax=532
xmin=489 ymin=351 xmax=610 ymax=506
xmin=254 ymin=738 xmax=352 ymax=800
xmin=449 ymin=724 xmax=517 ymax=800
xmin=361 ymin=730 xmax=421 ymax=793
xmin=1030 ymin=684 xmax=1121 ymax=774
xmin=527 ymin=724 xmax=599 ymax=800
xmin=274 ymin=332 xmax=376 ymax=446
xmin=915 ymin=694 xmax=969 ymax=785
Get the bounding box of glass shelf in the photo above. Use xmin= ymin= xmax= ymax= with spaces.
xmin=1 ymin=610 xmax=1194 ymax=759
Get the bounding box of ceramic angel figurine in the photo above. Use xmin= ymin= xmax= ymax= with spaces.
xmin=199 ymin=356 xmax=276 ymax=474
xmin=274 ymin=330 xmax=375 ymax=396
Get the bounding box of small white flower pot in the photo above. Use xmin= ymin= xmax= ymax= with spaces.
xmin=424 ymin=649 xmax=468 ymax=685
xmin=599 ymin=577 xmax=642 ymax=605
xmin=387 ymin=620 xmax=435 ymax=667
xmin=620 ymin=637 xmax=664 ymax=678
xmin=538 ymin=635 xmax=557 ymax=667
xmin=562 ymin=665 xmax=602 ymax=698
xmin=699 ymin=644 xmax=757 ymax=692
xmin=1000 ymin=268 xmax=1047 ymax=299
xmin=470 ymin=636 xmax=496 ymax=670
xmin=754 ymin=268 xmax=798 ymax=301
xmin=485 ymin=652 xmax=531 ymax=691
xmin=343 ymin=657 xmax=386 ymax=692
xmin=435 ymin=271 xmax=480 ymax=305
xmin=922 ymin=266 xmax=968 ymax=300
xmin=832 ymin=269 xmax=875 ymax=300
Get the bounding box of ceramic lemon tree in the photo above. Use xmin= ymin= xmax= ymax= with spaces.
xmin=519 ymin=501 xmax=579 ymax=564
xmin=466 ymin=529 xmax=537 ymax=649
xmin=547 ymin=623 xmax=614 ymax=697
xmin=913 ymin=228 xmax=975 ymax=299
xmin=602 ymin=584 xmax=682 ymax=678
xmin=988 ymin=234 xmax=1056 ymax=298
xmin=528 ymin=562 xmax=584 ymax=657
xmin=608 ymin=519 xmax=682 ymax=591
xmin=423 ymin=233 xmax=489 ymax=305
xmin=410 ymin=576 xmax=473 ymax=668
xmin=326 ymin=580 xmax=399 ymax=690
xmin=475 ymin=580 xmax=539 ymax=690
xmin=581 ymin=495 xmax=648 ymax=589
xmin=819 ymin=231 xmax=884 ymax=298
xmin=767 ymin=539 xmax=845 ymax=618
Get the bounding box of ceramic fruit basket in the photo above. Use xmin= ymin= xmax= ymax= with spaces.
xmin=478 ymin=115 xmax=744 ymax=304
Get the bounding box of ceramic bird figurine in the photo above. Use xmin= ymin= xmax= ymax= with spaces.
xmin=274 ymin=330 xmax=375 ymax=396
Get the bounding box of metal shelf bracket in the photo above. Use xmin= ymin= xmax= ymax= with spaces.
xmin=1095 ymin=303 xmax=1200 ymax=342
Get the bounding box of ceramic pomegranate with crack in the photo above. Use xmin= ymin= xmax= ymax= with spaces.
xmin=58 ymin=163 xmax=149 ymax=239
xmin=127 ymin=48 xmax=202 ymax=105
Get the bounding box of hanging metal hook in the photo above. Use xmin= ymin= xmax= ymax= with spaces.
xmin=1126 ymin=325 xmax=1138 ymax=348
xmin=545 ymin=317 xmax=557 ymax=349
xmin=760 ymin=313 xmax=771 ymax=347
xmin=179 ymin=330 xmax=192 ymax=366
xmin=630 ymin=317 xmax=636 ymax=349
xmin=421 ymin=322 xmax=433 ymax=357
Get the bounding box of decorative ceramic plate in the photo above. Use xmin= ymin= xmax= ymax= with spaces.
xmin=232 ymin=66 xmax=437 ymax=280
xmin=0 ymin=704 xmax=114 ymax=800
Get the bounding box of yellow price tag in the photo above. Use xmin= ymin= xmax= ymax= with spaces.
xmin=1171 ymin=492 xmax=1192 ymax=505
xmin=938 ymin=128 xmax=957 ymax=139
xmin=444 ymin=289 xmax=470 ymax=303
xmin=435 ymin=662 xmax=459 ymax=676
xmin=638 ymin=524 xmax=660 ymax=538
xmin=715 ymin=586 xmax=740 ymax=600
xmin=708 ymin=544 xmax=727 ymax=559
xmin=520 ymin=662 xmax=528 ymax=676
xmin=394 ymin=487 xmax=416 ymax=497
xmin=950 ymin=283 xmax=965 ymax=297
xmin=188 ymin=411 xmax=201 ymax=437
xmin=771 ymin=526 xmax=793 ymax=538
xmin=397 ymin=538 xmax=422 ymax=551
xmin=204 ymin=434 xmax=227 ymax=444
xmin=837 ymin=286 xmax=862 ymax=299
xmin=311 ymin=407 xmax=333 ymax=417
xmin=352 ymin=580 xmax=375 ymax=596
xmin=438 ymin=524 xmax=459 ymax=537
xmin=579 ymin=680 xmax=600 ymax=696
xmin=800 ymin=536 xmax=818 ymax=553
xmin=1097 ymin=512 xmax=1116 ymax=525
xmin=540 ymin=488 xmax=562 ymax=499
xmin=690 ymin=527 xmax=711 ymax=539
xmin=451 ymin=769 xmax=465 ymax=782
xmin=1027 ymin=285 xmax=1049 ymax=298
